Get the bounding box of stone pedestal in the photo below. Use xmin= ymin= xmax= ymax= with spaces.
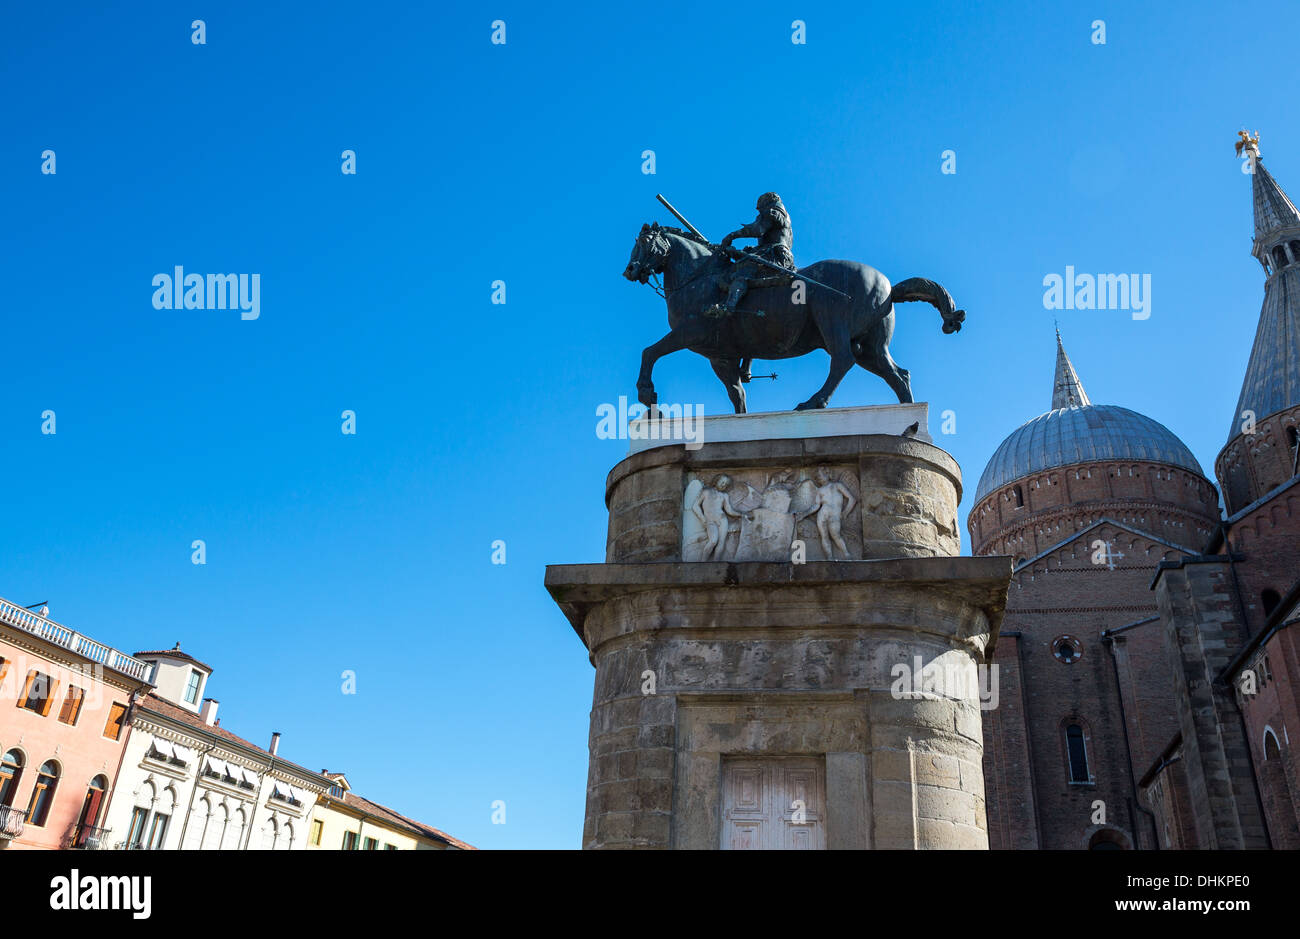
xmin=546 ymin=414 xmax=1011 ymax=850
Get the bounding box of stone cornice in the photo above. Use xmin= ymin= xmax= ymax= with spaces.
xmin=0 ymin=624 xmax=153 ymax=695
xmin=546 ymin=557 xmax=1012 ymax=653
xmin=131 ymin=705 xmax=329 ymax=792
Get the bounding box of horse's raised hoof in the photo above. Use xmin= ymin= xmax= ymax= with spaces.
xmin=637 ymin=386 xmax=658 ymax=409
xmin=794 ymin=397 xmax=827 ymax=411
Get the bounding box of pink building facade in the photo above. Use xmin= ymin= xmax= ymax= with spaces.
xmin=0 ymin=599 xmax=152 ymax=850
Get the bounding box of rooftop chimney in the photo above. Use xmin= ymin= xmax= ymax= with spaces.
xmin=199 ymin=698 xmax=219 ymax=726
xmin=269 ymin=731 xmax=281 ymax=756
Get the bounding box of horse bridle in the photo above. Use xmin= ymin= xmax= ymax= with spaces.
xmin=637 ymin=228 xmax=716 ymax=299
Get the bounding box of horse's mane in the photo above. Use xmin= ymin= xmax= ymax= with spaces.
xmin=657 ymin=225 xmax=711 ymax=248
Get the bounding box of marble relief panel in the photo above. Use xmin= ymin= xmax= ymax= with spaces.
xmin=682 ymin=465 xmax=861 ymax=562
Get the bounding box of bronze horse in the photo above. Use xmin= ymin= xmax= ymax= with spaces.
xmin=623 ymin=223 xmax=965 ymax=413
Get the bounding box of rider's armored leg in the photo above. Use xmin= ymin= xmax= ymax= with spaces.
xmin=724 ymin=278 xmax=749 ymax=311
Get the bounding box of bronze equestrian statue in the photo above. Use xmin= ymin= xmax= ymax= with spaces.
xmin=623 ymin=194 xmax=965 ymax=413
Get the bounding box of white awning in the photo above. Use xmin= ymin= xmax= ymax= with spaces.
xmin=205 ymin=757 xmax=229 ymax=778
xmin=151 ymin=737 xmax=175 ymax=759
xmin=241 ymin=767 xmax=259 ymax=786
xmin=289 ymin=786 xmax=304 ymax=804
xmin=272 ymin=779 xmax=290 ymax=798
xmin=171 ymin=744 xmax=195 ymax=765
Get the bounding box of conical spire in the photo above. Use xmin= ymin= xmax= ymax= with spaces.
xmin=1052 ymin=328 xmax=1091 ymax=410
xmin=1229 ymin=139 xmax=1300 ymax=437
xmin=1252 ymin=159 xmax=1300 ymax=242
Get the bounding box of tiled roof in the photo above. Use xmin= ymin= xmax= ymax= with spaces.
xmin=331 ymin=790 xmax=476 ymax=849
xmin=135 ymin=692 xmax=329 ymax=787
xmin=134 ymin=646 xmax=213 ymax=672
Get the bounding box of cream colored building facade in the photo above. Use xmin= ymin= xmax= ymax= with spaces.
xmin=307 ymin=772 xmax=470 ymax=850
xmin=99 ymin=646 xmax=330 ymax=850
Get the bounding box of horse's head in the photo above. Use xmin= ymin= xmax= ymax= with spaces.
xmin=623 ymin=222 xmax=672 ymax=284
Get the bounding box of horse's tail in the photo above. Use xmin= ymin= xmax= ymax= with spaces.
xmin=890 ymin=277 xmax=965 ymax=334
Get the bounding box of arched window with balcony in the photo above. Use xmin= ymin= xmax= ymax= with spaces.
xmin=73 ymin=774 xmax=109 ymax=847
xmin=0 ymin=750 xmax=24 ymax=806
xmin=24 ymin=760 xmax=60 ymax=827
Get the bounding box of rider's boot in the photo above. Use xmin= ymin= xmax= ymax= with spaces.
xmin=706 ymin=279 xmax=749 ymax=318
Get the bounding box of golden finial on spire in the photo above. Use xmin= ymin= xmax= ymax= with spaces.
xmin=1235 ymin=129 xmax=1261 ymax=158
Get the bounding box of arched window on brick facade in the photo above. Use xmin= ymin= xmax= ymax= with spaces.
xmin=1013 ymin=485 xmax=1024 ymax=508
xmin=1065 ymin=723 xmax=1091 ymax=783
xmin=1264 ymin=728 xmax=1282 ymax=761
xmin=1088 ymin=828 xmax=1130 ymax=850
xmin=1262 ymin=589 xmax=1282 ymax=617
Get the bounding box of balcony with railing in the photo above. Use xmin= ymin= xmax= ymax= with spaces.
xmin=0 ymin=805 xmax=25 ymax=841
xmin=0 ymin=597 xmax=151 ymax=682
xmin=70 ymin=825 xmax=112 ymax=850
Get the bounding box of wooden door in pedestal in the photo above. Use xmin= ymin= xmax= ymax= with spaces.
xmin=721 ymin=757 xmax=826 ymax=850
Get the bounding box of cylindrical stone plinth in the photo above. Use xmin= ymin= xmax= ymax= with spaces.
xmin=546 ymin=431 xmax=1010 ymax=850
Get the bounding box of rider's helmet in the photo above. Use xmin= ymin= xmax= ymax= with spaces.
xmin=756 ymin=192 xmax=783 ymax=209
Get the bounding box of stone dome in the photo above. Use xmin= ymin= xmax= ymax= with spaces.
xmin=973 ymin=404 xmax=1205 ymax=504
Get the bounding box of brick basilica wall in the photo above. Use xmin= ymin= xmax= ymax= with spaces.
xmin=969 ymin=459 xmax=1221 ymax=849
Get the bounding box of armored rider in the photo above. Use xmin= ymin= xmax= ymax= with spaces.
xmin=710 ymin=192 xmax=796 ymax=316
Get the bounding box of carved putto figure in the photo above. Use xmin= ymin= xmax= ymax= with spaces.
xmin=689 ymin=474 xmax=742 ymax=561
xmin=794 ymin=467 xmax=858 ymax=559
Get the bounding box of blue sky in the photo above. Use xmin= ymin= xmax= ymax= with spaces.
xmin=2 ymin=1 xmax=1297 ymax=848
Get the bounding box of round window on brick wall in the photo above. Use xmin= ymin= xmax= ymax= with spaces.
xmin=1053 ymin=635 xmax=1082 ymax=663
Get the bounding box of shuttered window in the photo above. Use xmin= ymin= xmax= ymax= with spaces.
xmin=103 ymin=702 xmax=128 ymax=740
xmin=17 ymin=670 xmax=58 ymax=716
xmin=57 ymin=686 xmax=85 ymax=725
